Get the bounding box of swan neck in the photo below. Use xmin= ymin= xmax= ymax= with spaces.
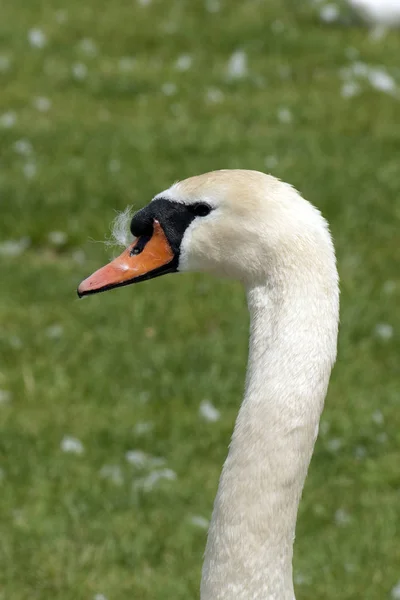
xmin=201 ymin=275 xmax=338 ymax=600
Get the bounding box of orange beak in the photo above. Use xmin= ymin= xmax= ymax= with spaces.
xmin=77 ymin=220 xmax=175 ymax=297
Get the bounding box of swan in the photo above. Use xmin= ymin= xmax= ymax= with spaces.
xmin=78 ymin=170 xmax=339 ymax=600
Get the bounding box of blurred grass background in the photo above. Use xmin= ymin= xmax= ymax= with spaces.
xmin=0 ymin=1 xmax=399 ymax=599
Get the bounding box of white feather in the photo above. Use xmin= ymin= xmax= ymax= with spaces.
xmin=107 ymin=206 xmax=134 ymax=248
xmin=347 ymin=0 xmax=400 ymax=26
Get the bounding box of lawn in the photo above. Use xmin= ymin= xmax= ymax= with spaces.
xmin=0 ymin=1 xmax=399 ymax=599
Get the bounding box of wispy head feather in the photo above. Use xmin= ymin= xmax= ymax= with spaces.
xmin=105 ymin=206 xmax=135 ymax=249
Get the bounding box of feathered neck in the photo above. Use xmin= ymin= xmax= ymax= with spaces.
xmin=200 ymin=250 xmax=339 ymax=599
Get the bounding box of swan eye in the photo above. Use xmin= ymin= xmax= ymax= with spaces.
xmin=189 ymin=202 xmax=212 ymax=217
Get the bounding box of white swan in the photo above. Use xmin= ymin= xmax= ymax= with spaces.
xmin=78 ymin=170 xmax=339 ymax=600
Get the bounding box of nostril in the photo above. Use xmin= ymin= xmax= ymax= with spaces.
xmin=129 ymin=234 xmax=151 ymax=256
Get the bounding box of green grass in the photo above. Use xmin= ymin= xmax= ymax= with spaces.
xmin=1 ymin=1 xmax=400 ymax=598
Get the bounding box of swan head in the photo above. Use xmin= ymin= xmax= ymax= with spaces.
xmin=78 ymin=169 xmax=334 ymax=296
